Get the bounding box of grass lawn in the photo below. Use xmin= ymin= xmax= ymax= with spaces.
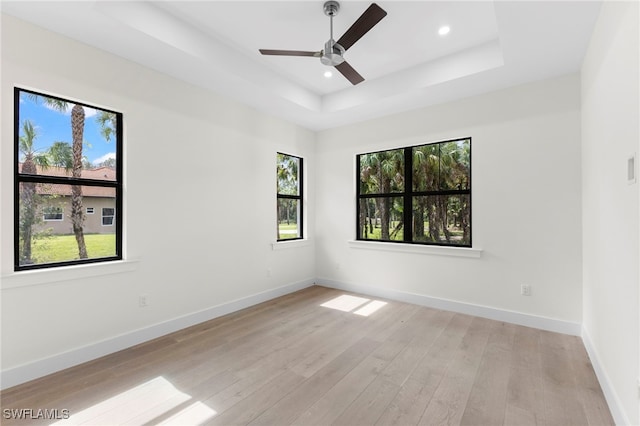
xmin=278 ymin=222 xmax=299 ymax=239
xmin=360 ymin=220 xmax=404 ymax=241
xmin=31 ymin=234 xmax=116 ymax=263
xmin=361 ymin=221 xmax=466 ymax=243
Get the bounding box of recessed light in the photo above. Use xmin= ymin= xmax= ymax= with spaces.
xmin=438 ymin=26 xmax=450 ymax=36
xmin=324 ymin=70 xmax=333 ymax=78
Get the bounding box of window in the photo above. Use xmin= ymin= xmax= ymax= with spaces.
xmin=15 ymin=87 xmax=123 ymax=270
xmin=276 ymin=153 xmax=303 ymax=240
xmin=42 ymin=206 xmax=63 ymax=221
xmin=102 ymin=208 xmax=115 ymax=226
xmin=357 ymin=137 xmax=471 ymax=247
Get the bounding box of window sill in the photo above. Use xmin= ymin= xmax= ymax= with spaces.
xmin=271 ymin=239 xmax=312 ymax=251
xmin=348 ymin=240 xmax=482 ymax=258
xmin=1 ymin=259 xmax=141 ymax=290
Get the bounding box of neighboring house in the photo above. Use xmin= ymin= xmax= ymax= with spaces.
xmin=19 ymin=164 xmax=116 ymax=235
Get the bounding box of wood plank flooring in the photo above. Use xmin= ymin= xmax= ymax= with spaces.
xmin=0 ymin=285 xmax=614 ymax=425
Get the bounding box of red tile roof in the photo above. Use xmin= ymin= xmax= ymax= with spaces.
xmin=19 ymin=164 xmax=116 ymax=197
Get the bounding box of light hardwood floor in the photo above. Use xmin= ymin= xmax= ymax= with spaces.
xmin=1 ymin=285 xmax=614 ymax=425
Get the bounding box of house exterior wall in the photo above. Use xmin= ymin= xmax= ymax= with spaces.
xmin=36 ymin=196 xmax=116 ymax=235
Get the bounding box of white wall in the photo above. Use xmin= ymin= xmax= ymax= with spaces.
xmin=315 ymin=74 xmax=583 ymax=327
xmin=581 ymin=1 xmax=639 ymax=424
xmin=2 ymin=9 xmax=637 ymax=424
xmin=0 ymin=15 xmax=316 ymax=386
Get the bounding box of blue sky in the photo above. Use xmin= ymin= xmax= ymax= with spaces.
xmin=18 ymin=92 xmax=117 ymax=166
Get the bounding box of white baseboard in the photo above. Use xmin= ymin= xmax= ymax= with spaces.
xmin=581 ymin=327 xmax=632 ymax=426
xmin=0 ymin=278 xmax=315 ymax=390
xmin=317 ymin=278 xmax=582 ymax=336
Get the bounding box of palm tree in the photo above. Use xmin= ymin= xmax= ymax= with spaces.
xmin=69 ymin=104 xmax=88 ymax=258
xmin=96 ymin=111 xmax=117 ymax=143
xmin=359 ymin=154 xmax=379 ymax=238
xmin=359 ymin=150 xmax=404 ymax=240
xmin=277 ymin=154 xmax=298 ymax=195
xmin=95 ymin=110 xmax=117 ymax=169
xmin=48 ymin=141 xmax=73 ymax=170
xmin=18 ymin=120 xmax=50 ymax=264
xmin=413 ymin=145 xmax=439 ymax=242
xmin=26 ymin=93 xmax=88 ymax=259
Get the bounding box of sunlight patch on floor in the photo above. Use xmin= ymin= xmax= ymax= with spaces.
xmin=157 ymin=401 xmax=217 ymax=425
xmin=50 ymin=376 xmax=216 ymax=425
xmin=354 ymin=300 xmax=388 ymax=316
xmin=321 ymin=294 xmax=370 ymax=312
xmin=321 ymin=294 xmax=388 ymax=317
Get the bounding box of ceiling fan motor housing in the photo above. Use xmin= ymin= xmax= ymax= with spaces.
xmin=321 ymin=39 xmax=345 ymax=66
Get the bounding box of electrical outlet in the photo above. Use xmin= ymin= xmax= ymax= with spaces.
xmin=138 ymin=294 xmax=148 ymax=307
xmin=521 ymin=285 xmax=531 ymax=296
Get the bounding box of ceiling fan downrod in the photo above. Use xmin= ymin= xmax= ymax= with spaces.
xmin=321 ymin=1 xmax=345 ymax=66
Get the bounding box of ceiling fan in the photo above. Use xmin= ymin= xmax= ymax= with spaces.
xmin=259 ymin=1 xmax=387 ymax=85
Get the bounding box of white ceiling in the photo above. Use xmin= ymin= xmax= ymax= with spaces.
xmin=1 ymin=1 xmax=602 ymax=131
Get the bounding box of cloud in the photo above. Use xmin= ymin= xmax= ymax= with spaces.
xmin=92 ymin=152 xmax=116 ymax=165
xmin=84 ymin=107 xmax=98 ymax=118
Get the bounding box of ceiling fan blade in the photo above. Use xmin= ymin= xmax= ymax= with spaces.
xmin=336 ymin=3 xmax=387 ymax=51
xmin=259 ymin=49 xmax=321 ymax=57
xmin=335 ymin=61 xmax=365 ymax=85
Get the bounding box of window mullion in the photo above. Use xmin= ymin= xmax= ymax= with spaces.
xmin=17 ymin=175 xmax=119 ymax=188
xmin=403 ymin=148 xmax=413 ymax=243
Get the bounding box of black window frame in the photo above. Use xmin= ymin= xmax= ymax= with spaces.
xmin=102 ymin=207 xmax=116 ymax=227
xmin=356 ymin=137 xmax=472 ymax=248
xmin=14 ymin=87 xmax=123 ymax=271
xmin=276 ymin=152 xmax=304 ymax=241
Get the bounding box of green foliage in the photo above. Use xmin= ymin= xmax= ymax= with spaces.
xmin=48 ymin=141 xmax=74 ymax=170
xmin=19 ymin=120 xmax=51 ymax=169
xmin=97 ymin=157 xmax=116 ymax=168
xmin=25 ymin=92 xmax=68 ymax=114
xmin=360 ymin=220 xmax=404 ymax=241
xmin=358 ymin=139 xmax=471 ymax=245
xmin=412 ymin=140 xmax=470 ymax=191
xmin=277 ymin=153 xmax=299 ymax=195
xmin=359 ymin=149 xmax=404 ymax=194
xmin=96 ymin=111 xmax=117 ymax=143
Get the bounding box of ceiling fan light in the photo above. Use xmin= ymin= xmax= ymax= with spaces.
xmin=438 ymin=25 xmax=451 ymax=36
xmin=324 ymin=71 xmax=333 ymax=78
